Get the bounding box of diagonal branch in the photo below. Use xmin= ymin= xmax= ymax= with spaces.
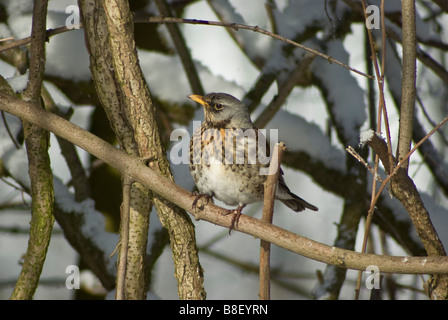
xmin=254 ymin=53 xmax=315 ymax=128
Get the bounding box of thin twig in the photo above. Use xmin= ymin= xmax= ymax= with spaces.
xmin=0 ymin=36 xmax=14 ymax=42
xmin=136 ymin=16 xmax=373 ymax=80
xmin=346 ymin=146 xmax=383 ymax=183
xmin=41 ymin=87 xmax=91 ymax=202
xmin=416 ymin=94 xmax=448 ymax=146
xmin=359 ymin=0 xmax=394 ymax=172
xmin=393 ymin=116 xmax=448 ymax=178
xmin=0 ymin=24 xmax=79 ymax=53
xmin=1 ymin=16 xmax=373 ymax=80
xmin=1 ymin=111 xmax=20 ymax=149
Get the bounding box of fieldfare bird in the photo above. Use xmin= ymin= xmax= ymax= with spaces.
xmin=188 ymin=92 xmax=318 ymax=230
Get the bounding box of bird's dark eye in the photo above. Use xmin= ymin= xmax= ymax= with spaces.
xmin=214 ymin=103 xmax=223 ymax=111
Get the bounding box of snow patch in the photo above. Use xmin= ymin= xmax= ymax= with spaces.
xmin=6 ymin=70 xmax=29 ymax=93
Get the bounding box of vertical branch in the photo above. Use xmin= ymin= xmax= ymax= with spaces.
xmin=10 ymin=0 xmax=54 ymax=300
xmin=116 ymin=175 xmax=132 ymax=300
xmin=259 ymin=142 xmax=284 ymax=300
xmin=397 ymin=0 xmax=416 ymax=171
xmin=102 ymin=0 xmax=154 ymax=300
xmin=22 ymin=1 xmax=48 ymax=100
xmin=80 ymin=0 xmax=151 ymax=299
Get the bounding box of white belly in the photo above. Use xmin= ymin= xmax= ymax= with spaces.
xmin=194 ymin=163 xmax=252 ymax=206
xmin=189 ymin=124 xmax=268 ymax=206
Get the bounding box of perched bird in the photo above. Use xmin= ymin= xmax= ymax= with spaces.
xmin=188 ymin=92 xmax=317 ymax=230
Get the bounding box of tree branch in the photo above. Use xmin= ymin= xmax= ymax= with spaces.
xmin=10 ymin=0 xmax=55 ymax=300
xmin=135 ymin=16 xmax=373 ymax=80
xmin=397 ymin=0 xmax=416 ymax=171
xmin=115 ymin=174 xmax=132 ymax=300
xmin=254 ymin=53 xmax=314 ymax=129
xmin=41 ymin=87 xmax=91 ymax=202
xmin=101 ymin=0 xmax=154 ymax=300
xmin=259 ymin=142 xmax=285 ymax=300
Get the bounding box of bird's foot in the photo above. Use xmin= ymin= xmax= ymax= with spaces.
xmin=223 ymin=204 xmax=246 ymax=234
xmin=191 ymin=192 xmax=213 ymax=210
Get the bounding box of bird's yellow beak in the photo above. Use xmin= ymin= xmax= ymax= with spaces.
xmin=188 ymin=94 xmax=208 ymax=107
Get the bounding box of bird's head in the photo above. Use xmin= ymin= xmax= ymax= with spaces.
xmin=188 ymin=92 xmax=253 ymax=129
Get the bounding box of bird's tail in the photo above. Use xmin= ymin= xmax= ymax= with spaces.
xmin=275 ymin=173 xmax=318 ymax=212
xmin=278 ymin=192 xmax=318 ymax=212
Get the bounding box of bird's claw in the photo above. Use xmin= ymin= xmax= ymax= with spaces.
xmin=191 ymin=192 xmax=213 ymax=210
xmin=223 ymin=204 xmax=246 ymax=235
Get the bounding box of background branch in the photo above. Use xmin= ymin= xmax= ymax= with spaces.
xmin=254 ymin=54 xmax=314 ymax=128
xmin=153 ymin=0 xmax=204 ymax=95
